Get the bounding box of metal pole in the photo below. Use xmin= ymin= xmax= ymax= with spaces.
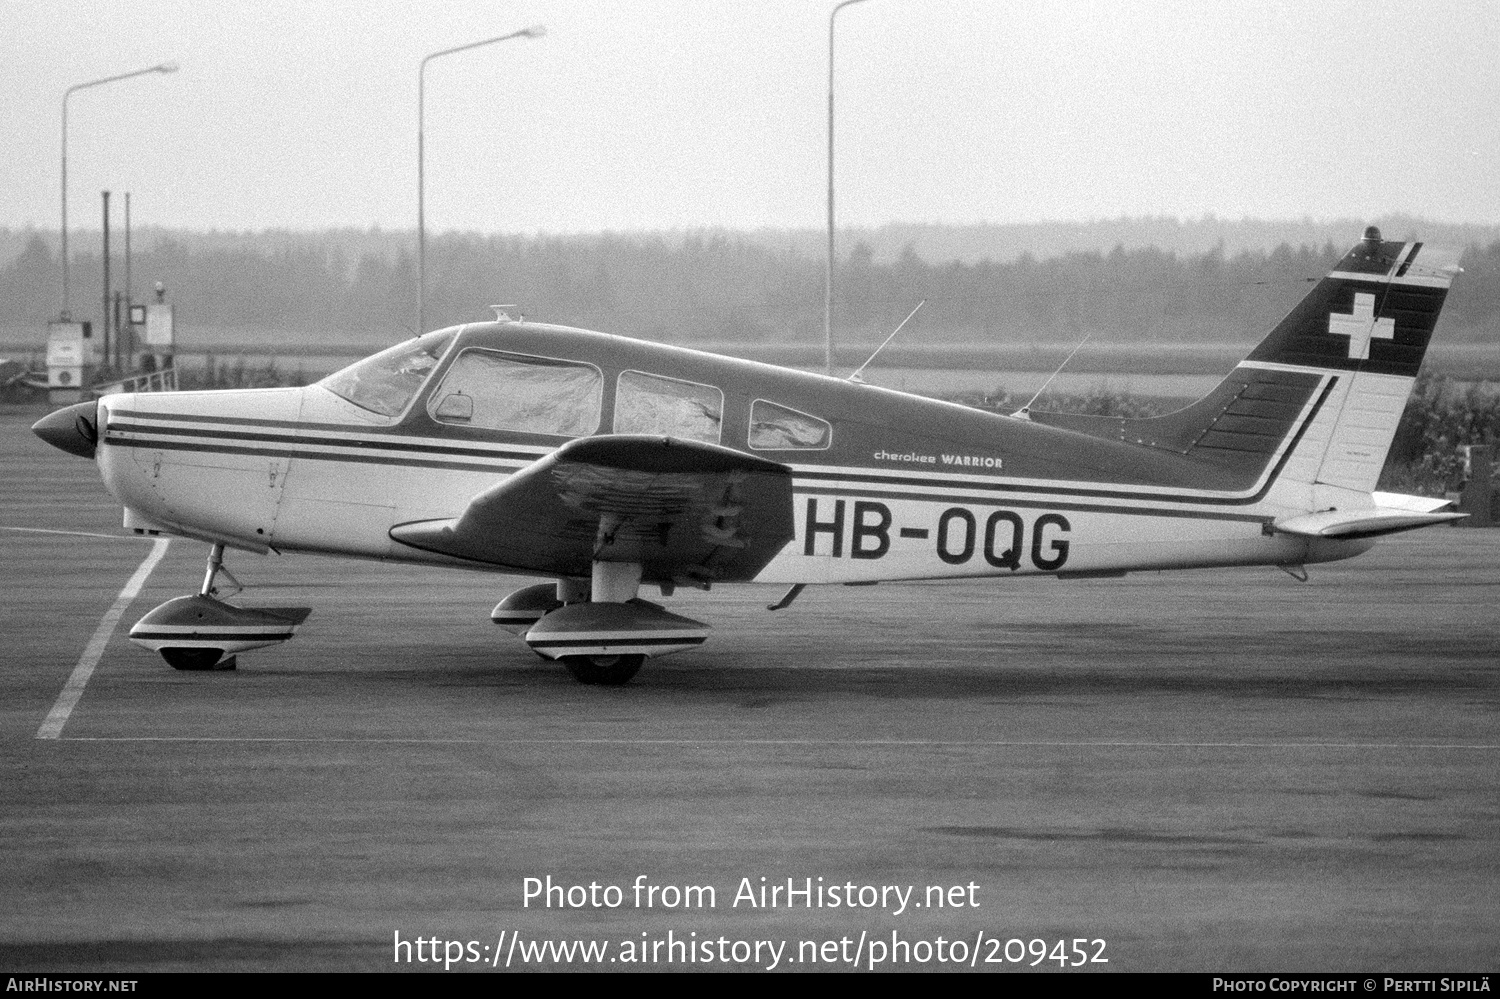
xmin=418 ymin=68 xmax=424 ymax=336
xmin=114 ymin=291 xmax=123 ymax=370
xmin=61 ymin=98 xmax=69 ymax=319
xmin=102 ymin=190 xmax=111 ymax=369
xmin=124 ymin=192 xmax=132 ymax=367
xmin=59 ymin=63 xmax=178 ymax=320
xmin=825 ymin=0 xmax=871 ymax=376
xmin=418 ymin=26 xmax=544 ymax=336
xmin=124 ymin=192 xmax=132 ymax=307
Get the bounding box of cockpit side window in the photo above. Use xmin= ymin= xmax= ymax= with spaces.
xmin=614 ymin=371 xmax=723 ymax=444
xmin=427 ymin=349 xmax=602 ymax=437
xmin=319 ymin=330 xmax=456 ymax=418
xmin=749 ymin=400 xmax=832 ymax=450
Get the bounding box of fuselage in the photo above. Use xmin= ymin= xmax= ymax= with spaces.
xmin=93 ymin=320 xmax=1370 ymax=585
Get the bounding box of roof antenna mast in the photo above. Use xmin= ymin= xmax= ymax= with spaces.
xmin=1012 ymin=332 xmax=1092 ymax=420
xmin=848 ymin=300 xmax=925 ymax=383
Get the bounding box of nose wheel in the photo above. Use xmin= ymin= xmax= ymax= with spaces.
xmin=559 ymin=654 xmax=645 ymax=686
xmin=129 ymin=543 xmax=312 ymax=670
xmin=160 ymin=647 xmax=234 ymax=672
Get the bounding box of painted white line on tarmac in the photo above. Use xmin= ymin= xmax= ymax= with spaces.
xmin=55 ymin=736 xmax=1499 ymax=749
xmin=36 ymin=538 xmax=172 ymax=740
xmin=64 ymin=737 xmax=485 ymax=744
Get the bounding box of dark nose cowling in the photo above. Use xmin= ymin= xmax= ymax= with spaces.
xmin=32 ymin=400 xmax=100 ymax=459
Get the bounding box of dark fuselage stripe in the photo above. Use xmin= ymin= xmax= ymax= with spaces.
xmin=796 ymin=487 xmax=1268 ymax=523
xmin=108 ymin=422 xmax=541 ymax=462
xmin=107 ymin=434 xmax=1269 ymax=522
xmin=105 ymin=378 xmax=1334 ymax=513
xmin=801 ymin=376 xmax=1337 ymax=507
xmin=113 ymin=408 xmax=444 ymax=435
xmin=105 ymin=436 xmax=521 ymax=474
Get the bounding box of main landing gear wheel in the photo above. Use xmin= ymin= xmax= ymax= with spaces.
xmin=560 ymin=654 xmax=645 ymax=686
xmin=160 ymin=647 xmax=228 ymax=671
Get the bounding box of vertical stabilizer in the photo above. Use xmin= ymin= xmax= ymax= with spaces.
xmin=1245 ymin=228 xmax=1455 ymax=506
xmin=1030 ymin=228 xmax=1459 ymax=504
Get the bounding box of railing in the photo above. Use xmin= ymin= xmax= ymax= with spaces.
xmin=91 ymin=366 xmax=178 ymax=397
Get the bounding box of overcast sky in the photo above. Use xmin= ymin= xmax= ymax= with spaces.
xmin=2 ymin=0 xmax=1497 ymax=235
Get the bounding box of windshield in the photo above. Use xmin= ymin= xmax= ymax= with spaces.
xmin=319 ymin=330 xmax=457 ymax=417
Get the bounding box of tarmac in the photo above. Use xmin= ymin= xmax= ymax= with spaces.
xmin=1 ymin=404 xmax=1496 ymax=972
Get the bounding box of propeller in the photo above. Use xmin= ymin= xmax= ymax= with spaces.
xmin=32 ymin=401 xmax=99 ymax=459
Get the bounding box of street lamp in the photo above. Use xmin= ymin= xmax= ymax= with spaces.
xmin=825 ymin=0 xmax=871 ymax=376
xmin=60 ymin=62 xmax=178 ymax=319
xmin=418 ymin=26 xmax=545 ymax=335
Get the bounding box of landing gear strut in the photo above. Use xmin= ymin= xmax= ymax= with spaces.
xmin=127 ymin=543 xmax=311 ymax=671
xmin=162 ymin=543 xmax=243 ymax=670
xmin=200 ymin=542 xmax=241 ymax=598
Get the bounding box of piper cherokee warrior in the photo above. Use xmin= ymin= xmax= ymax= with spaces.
xmin=33 ymin=228 xmax=1463 ymax=685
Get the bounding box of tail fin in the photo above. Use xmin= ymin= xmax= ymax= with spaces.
xmin=1031 ymin=228 xmax=1459 ymax=501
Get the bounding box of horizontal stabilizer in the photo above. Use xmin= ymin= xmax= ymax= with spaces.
xmin=1273 ymin=507 xmax=1465 ymax=540
xmin=1370 ymin=491 xmax=1457 ymax=514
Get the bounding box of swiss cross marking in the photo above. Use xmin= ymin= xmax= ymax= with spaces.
xmin=1327 ymin=292 xmax=1395 ymax=360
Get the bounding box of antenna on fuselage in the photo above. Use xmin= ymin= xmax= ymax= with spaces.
xmin=848 ymin=300 xmax=925 ymax=383
xmin=1011 ymin=332 xmax=1092 ymax=420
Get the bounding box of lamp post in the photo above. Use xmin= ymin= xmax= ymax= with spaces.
xmin=60 ymin=62 xmax=178 ymax=319
xmin=825 ymin=0 xmax=871 ymax=376
xmin=124 ymin=191 xmax=132 ymax=369
xmin=418 ymin=26 xmax=545 ymax=336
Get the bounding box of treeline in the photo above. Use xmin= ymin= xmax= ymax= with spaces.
xmin=3 ymin=229 xmax=1499 ymax=346
xmin=7 ymin=215 xmax=1500 ymax=271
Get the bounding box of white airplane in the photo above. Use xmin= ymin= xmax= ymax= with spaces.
xmin=33 ymin=227 xmax=1463 ymax=684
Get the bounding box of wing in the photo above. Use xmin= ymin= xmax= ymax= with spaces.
xmin=389 ymin=435 xmax=795 ymax=585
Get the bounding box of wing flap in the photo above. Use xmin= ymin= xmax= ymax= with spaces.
xmin=390 ymin=435 xmax=794 ymax=583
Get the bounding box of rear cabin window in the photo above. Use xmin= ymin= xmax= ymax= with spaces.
xmin=614 ymin=371 xmax=723 ymax=444
xmin=427 ymin=349 xmax=602 ymax=437
xmin=749 ymin=400 xmax=832 ymax=450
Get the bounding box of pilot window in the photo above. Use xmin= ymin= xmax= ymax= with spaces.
xmin=427 ymin=349 xmax=602 ymax=437
xmin=614 ymin=371 xmax=723 ymax=444
xmin=749 ymin=400 xmax=831 ymax=450
xmin=319 ymin=329 xmax=456 ymax=418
